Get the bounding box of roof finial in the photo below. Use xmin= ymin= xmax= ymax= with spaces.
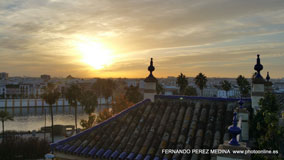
xmin=254 ymin=54 xmax=263 ymax=78
xmin=228 ymin=112 xmax=241 ymax=146
xmin=148 ymin=58 xmax=155 ymax=76
xmin=266 ymin=72 xmax=270 ymax=82
xmin=144 ymin=58 xmax=157 ymax=83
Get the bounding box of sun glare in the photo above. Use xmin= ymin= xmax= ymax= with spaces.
xmin=74 ymin=37 xmax=113 ymax=70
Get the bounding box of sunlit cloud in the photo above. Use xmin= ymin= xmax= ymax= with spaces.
xmin=0 ymin=0 xmax=284 ymax=78
xmin=70 ymin=35 xmax=115 ymax=70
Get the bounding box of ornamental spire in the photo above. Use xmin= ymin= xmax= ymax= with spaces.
xmin=228 ymin=112 xmax=241 ymax=146
xmin=254 ymin=54 xmax=263 ymax=78
xmin=266 ymin=72 xmax=270 ymax=82
xmin=148 ymin=58 xmax=155 ymax=76
xmin=144 ymin=58 xmax=157 ymax=82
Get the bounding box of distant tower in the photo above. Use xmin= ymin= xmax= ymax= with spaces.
xmin=251 ymin=54 xmax=266 ymax=112
xmin=144 ymin=58 xmax=157 ymax=102
xmin=266 ymin=71 xmax=270 ymax=81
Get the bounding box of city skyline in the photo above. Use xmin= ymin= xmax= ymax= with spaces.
xmin=1 ymin=0 xmax=284 ymax=78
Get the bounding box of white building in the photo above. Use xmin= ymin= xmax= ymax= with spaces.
xmin=163 ymin=85 xmax=179 ymax=95
xmin=202 ymin=87 xmax=218 ymax=97
xmin=126 ymin=79 xmax=141 ymax=87
xmin=273 ymin=82 xmax=284 ymax=93
xmin=40 ymin=74 xmax=51 ymax=81
xmin=217 ymin=88 xmax=240 ymax=98
xmin=0 ymin=85 xmax=6 ymax=98
xmin=19 ymin=83 xmax=44 ymax=98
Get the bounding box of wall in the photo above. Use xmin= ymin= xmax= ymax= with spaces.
xmin=0 ymin=97 xmax=112 ymax=108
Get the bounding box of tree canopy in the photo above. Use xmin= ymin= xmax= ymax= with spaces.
xmin=125 ymin=85 xmax=143 ymax=103
xmin=80 ymin=89 xmax=98 ymax=115
xmin=0 ymin=111 xmax=13 ymax=143
xmin=41 ymin=83 xmax=60 ymax=142
xmin=221 ymin=80 xmax=232 ymax=97
xmin=251 ymin=93 xmax=284 ymax=159
xmin=0 ymin=111 xmax=13 ymax=123
xmin=184 ymin=86 xmax=197 ymax=96
xmin=236 ymin=75 xmax=251 ymax=97
xmin=93 ymin=79 xmax=116 ymax=104
xmin=65 ymin=83 xmax=81 ymax=106
xmin=194 ymin=73 xmax=207 ymax=96
xmin=176 ymin=73 xmax=188 ymax=95
xmin=80 ymin=94 xmax=134 ymax=130
xmin=41 ymin=83 xmax=61 ymax=106
xmin=112 ymin=94 xmax=134 ymax=114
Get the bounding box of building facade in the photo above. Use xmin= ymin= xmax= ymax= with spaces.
xmin=0 ymin=72 xmax=8 ymax=80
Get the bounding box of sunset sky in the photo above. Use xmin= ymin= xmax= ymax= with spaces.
xmin=1 ymin=0 xmax=284 ymax=78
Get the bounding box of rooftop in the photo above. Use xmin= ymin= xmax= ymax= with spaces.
xmin=51 ymin=96 xmax=251 ymax=160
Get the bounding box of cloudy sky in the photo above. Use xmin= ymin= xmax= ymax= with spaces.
xmin=1 ymin=0 xmax=284 ymax=78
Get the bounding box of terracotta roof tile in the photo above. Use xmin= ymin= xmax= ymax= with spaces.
xmin=52 ymin=96 xmax=251 ymax=160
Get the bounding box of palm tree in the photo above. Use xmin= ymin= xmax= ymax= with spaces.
xmin=176 ymin=73 xmax=188 ymax=95
xmin=102 ymin=79 xmax=116 ymax=105
xmin=93 ymin=79 xmax=104 ymax=105
xmin=79 ymin=90 xmax=98 ymax=130
xmin=221 ymin=80 xmax=232 ymax=98
xmin=109 ymin=79 xmax=117 ymax=103
xmin=0 ymin=111 xmax=13 ymax=143
xmin=41 ymin=83 xmax=60 ymax=143
xmin=65 ymin=83 xmax=81 ymax=133
xmin=80 ymin=90 xmax=98 ymax=116
xmin=236 ymin=75 xmax=251 ymax=97
xmin=194 ymin=73 xmax=207 ymax=96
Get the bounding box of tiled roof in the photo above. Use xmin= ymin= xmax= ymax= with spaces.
xmin=51 ymin=96 xmax=251 ymax=160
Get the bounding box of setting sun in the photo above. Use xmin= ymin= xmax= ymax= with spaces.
xmin=74 ymin=37 xmax=113 ymax=70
